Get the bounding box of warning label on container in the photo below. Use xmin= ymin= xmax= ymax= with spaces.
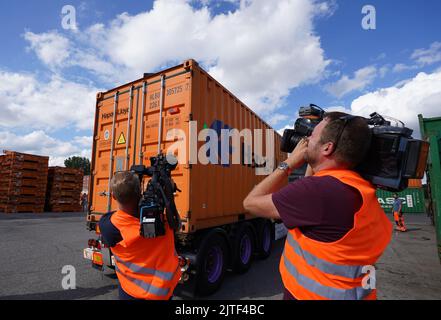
xmin=117 ymin=132 xmax=126 ymax=145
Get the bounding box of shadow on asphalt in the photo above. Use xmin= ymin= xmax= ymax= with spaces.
xmin=0 ymin=212 xmax=87 ymax=220
xmin=0 ymin=285 xmax=117 ymax=300
xmin=175 ymin=239 xmax=285 ymax=300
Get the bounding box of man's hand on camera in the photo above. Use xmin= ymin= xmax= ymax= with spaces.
xmin=285 ymin=138 xmax=308 ymax=169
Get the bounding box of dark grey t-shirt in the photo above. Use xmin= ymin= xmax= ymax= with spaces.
xmin=272 ymin=175 xmax=363 ymax=243
xmin=393 ymin=198 xmax=402 ymax=212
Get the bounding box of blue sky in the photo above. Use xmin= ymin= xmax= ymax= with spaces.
xmin=0 ymin=0 xmax=440 ymax=165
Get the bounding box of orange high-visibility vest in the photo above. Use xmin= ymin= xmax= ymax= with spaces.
xmin=279 ymin=169 xmax=392 ymax=300
xmin=110 ymin=210 xmax=181 ymax=300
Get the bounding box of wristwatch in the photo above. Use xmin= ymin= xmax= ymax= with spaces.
xmin=277 ymin=162 xmax=292 ymax=174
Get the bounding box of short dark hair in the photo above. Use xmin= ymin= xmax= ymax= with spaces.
xmin=110 ymin=171 xmax=141 ymax=206
xmin=320 ymin=112 xmax=372 ymax=168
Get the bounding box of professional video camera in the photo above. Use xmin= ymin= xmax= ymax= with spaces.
xmin=280 ymin=104 xmax=429 ymax=191
xmin=130 ymin=154 xmax=181 ymax=238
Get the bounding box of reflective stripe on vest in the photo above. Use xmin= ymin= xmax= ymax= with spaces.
xmin=286 ymin=233 xmax=365 ymax=279
xmin=282 ymin=252 xmax=372 ymax=300
xmin=114 ymin=263 xmax=170 ymax=297
xmin=113 ymin=253 xmax=175 ymax=281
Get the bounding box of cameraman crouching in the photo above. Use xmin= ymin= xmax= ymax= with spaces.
xmin=99 ymin=171 xmax=181 ymax=300
xmin=243 ymin=112 xmax=392 ymax=300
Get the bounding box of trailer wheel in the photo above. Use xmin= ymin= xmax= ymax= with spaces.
xmin=195 ymin=232 xmax=229 ymax=296
xmin=256 ymin=220 xmax=274 ymax=259
xmin=232 ymin=223 xmax=255 ymax=274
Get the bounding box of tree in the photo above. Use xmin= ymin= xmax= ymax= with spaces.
xmin=64 ymin=156 xmax=91 ymax=175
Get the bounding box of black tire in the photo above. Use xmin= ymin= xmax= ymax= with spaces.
xmin=232 ymin=223 xmax=255 ymax=274
xmin=256 ymin=220 xmax=274 ymax=259
xmin=195 ymin=232 xmax=229 ymax=296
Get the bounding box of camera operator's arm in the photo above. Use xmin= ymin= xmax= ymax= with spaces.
xmin=243 ymin=139 xmax=307 ymax=219
xmin=99 ymin=212 xmax=123 ymax=248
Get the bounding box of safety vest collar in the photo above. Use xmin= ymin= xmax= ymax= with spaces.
xmin=313 ymin=169 xmax=373 ymax=188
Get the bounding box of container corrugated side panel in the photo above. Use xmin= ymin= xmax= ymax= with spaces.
xmin=419 ymin=114 xmax=441 ymax=262
xmin=188 ymin=64 xmax=285 ymax=232
xmin=376 ymin=188 xmax=426 ymax=214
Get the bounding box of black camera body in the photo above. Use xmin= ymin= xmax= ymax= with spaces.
xmin=131 ymin=154 xmax=181 ymax=238
xmin=281 ymin=104 xmax=324 ymax=152
xmin=280 ymin=104 xmax=429 ymax=192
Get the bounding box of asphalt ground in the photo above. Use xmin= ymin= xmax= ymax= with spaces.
xmin=0 ymin=212 xmax=440 ymax=300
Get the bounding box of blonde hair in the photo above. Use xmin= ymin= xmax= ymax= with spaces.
xmin=110 ymin=171 xmax=141 ymax=205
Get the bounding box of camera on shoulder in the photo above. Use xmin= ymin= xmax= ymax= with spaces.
xmin=280 ymin=104 xmax=429 ymax=192
xmin=131 ymin=154 xmax=181 ymax=238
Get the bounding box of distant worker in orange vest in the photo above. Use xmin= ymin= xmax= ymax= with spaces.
xmin=244 ymin=112 xmax=392 ymax=300
xmin=99 ymin=171 xmax=181 ymax=300
xmin=392 ymin=193 xmax=406 ymax=232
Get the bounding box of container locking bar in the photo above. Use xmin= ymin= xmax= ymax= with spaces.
xmin=125 ymin=86 xmax=134 ymax=170
xmin=158 ymin=74 xmax=166 ymax=154
xmin=107 ymin=91 xmax=119 ymax=212
xmin=139 ymin=82 xmax=147 ymax=165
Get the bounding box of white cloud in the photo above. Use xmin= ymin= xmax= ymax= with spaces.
xmin=374 ymin=53 xmax=387 ymax=61
xmin=0 ymin=71 xmax=99 ymax=131
xmin=392 ymin=63 xmax=418 ymax=73
xmin=350 ymin=70 xmax=441 ymax=135
xmin=314 ymin=0 xmax=338 ymax=18
xmin=411 ymin=41 xmax=441 ymax=66
xmin=24 ymin=0 xmax=331 ymax=116
xmin=73 ymin=136 xmax=93 ymax=148
xmin=324 ymin=105 xmax=352 ymax=113
xmin=379 ymin=65 xmax=389 ymax=78
xmin=276 ymin=124 xmax=292 ymax=136
xmin=24 ymin=31 xmax=71 ymax=68
xmin=0 ymin=131 xmax=91 ymax=166
xmin=267 ymin=113 xmax=289 ymax=126
xmin=325 ymin=66 xmax=377 ymax=98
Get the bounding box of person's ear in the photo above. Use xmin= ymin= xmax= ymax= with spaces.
xmin=322 ymin=142 xmax=335 ymax=156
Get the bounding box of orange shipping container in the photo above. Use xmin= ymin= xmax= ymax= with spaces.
xmin=88 ymin=59 xmax=286 ymax=234
xmin=408 ymin=179 xmax=423 ymax=188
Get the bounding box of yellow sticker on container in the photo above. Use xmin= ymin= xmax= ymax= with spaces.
xmin=117 ymin=132 xmax=126 ymax=145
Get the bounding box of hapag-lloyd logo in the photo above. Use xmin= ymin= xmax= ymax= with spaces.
xmin=164 ymin=120 xmax=275 ymax=176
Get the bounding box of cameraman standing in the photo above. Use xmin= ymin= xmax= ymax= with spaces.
xmin=243 ymin=112 xmax=392 ymax=300
xmin=99 ymin=171 xmax=181 ymax=300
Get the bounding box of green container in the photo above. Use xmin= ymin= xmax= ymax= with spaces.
xmin=419 ymin=114 xmax=441 ymax=263
xmin=376 ymin=188 xmax=425 ymax=214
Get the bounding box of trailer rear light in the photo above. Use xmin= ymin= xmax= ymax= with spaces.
xmin=88 ymin=239 xmax=101 ymax=249
xmin=179 ymin=256 xmax=191 ymax=268
xmin=92 ymin=252 xmax=104 ymax=266
xmin=179 ymin=273 xmax=190 ymax=283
